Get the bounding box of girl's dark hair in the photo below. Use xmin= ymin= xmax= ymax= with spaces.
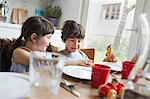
xmin=61 ymin=20 xmax=85 ymax=42
xmin=14 ymin=16 xmax=54 ymax=49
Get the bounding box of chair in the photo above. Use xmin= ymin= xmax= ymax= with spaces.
xmin=80 ymin=48 xmax=95 ymax=61
xmin=0 ymin=38 xmax=16 ymax=72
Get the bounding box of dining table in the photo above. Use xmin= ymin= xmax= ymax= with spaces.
xmin=29 ymin=74 xmax=100 ymax=99
xmin=1 ymin=68 xmax=149 ymax=99
xmin=27 ymin=73 xmax=150 ymax=99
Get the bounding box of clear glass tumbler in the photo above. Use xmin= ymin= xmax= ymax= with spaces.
xmin=29 ymin=51 xmax=65 ymax=98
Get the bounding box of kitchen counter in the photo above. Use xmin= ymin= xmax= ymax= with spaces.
xmin=0 ymin=23 xmax=22 ymax=39
xmin=0 ymin=23 xmax=22 ymax=29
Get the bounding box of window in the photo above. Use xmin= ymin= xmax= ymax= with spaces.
xmin=84 ymin=0 xmax=136 ymax=62
xmin=102 ymin=3 xmax=121 ymax=20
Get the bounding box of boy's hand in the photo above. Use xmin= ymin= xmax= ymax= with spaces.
xmin=85 ymin=59 xmax=94 ymax=67
xmin=65 ymin=59 xmax=94 ymax=67
xmin=76 ymin=59 xmax=93 ymax=67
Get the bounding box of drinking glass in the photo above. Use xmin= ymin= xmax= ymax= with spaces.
xmin=29 ymin=51 xmax=65 ymax=98
xmin=121 ymin=79 xmax=150 ymax=99
xmin=122 ymin=61 xmax=135 ymax=79
xmin=91 ymin=64 xmax=111 ymax=88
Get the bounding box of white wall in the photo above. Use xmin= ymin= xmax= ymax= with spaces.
xmin=5 ymin=0 xmax=47 ymax=23
xmin=0 ymin=23 xmax=21 ymax=39
xmin=52 ymin=0 xmax=81 ymax=27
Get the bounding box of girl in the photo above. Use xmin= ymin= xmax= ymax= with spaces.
xmin=10 ymin=16 xmax=54 ymax=72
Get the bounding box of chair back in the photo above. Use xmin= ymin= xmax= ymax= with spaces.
xmin=0 ymin=38 xmax=16 ymax=71
xmin=80 ymin=48 xmax=95 ymax=61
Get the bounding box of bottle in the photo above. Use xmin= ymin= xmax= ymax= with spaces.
xmin=35 ymin=8 xmax=44 ymax=16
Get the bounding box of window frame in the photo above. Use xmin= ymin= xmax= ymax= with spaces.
xmin=102 ymin=3 xmax=121 ymax=20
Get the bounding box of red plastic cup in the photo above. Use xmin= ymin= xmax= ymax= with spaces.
xmin=122 ymin=61 xmax=135 ymax=79
xmin=91 ymin=64 xmax=111 ymax=88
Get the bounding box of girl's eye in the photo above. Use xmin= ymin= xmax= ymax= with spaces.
xmin=47 ymin=37 xmax=50 ymax=39
xmin=47 ymin=35 xmax=51 ymax=39
xmin=46 ymin=34 xmax=52 ymax=39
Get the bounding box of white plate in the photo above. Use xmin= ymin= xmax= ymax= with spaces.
xmin=63 ymin=66 xmax=92 ymax=80
xmin=95 ymin=61 xmax=122 ymax=71
xmin=0 ymin=72 xmax=30 ymax=98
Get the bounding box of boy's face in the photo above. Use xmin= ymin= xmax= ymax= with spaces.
xmin=65 ymin=38 xmax=82 ymax=53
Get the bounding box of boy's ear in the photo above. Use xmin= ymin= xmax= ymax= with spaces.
xmin=30 ymin=33 xmax=38 ymax=43
xmin=61 ymin=36 xmax=65 ymax=43
xmin=62 ymin=39 xmax=65 ymax=43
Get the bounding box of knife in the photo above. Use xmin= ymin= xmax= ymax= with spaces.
xmin=60 ymin=80 xmax=80 ymax=97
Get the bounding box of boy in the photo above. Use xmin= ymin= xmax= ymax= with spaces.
xmin=60 ymin=20 xmax=92 ymax=66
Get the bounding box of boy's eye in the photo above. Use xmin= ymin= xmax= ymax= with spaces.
xmin=70 ymin=40 xmax=75 ymax=42
xmin=68 ymin=39 xmax=75 ymax=41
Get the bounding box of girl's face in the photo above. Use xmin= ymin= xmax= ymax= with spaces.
xmin=36 ymin=34 xmax=52 ymax=51
xmin=65 ymin=38 xmax=82 ymax=53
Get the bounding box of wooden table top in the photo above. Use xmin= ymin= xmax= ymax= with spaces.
xmin=30 ymin=74 xmax=100 ymax=99
xmin=26 ymin=72 xmax=150 ymax=99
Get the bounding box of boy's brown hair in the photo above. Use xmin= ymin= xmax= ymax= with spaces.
xmin=61 ymin=20 xmax=85 ymax=42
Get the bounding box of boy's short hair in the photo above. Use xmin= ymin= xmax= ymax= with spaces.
xmin=61 ymin=20 xmax=85 ymax=42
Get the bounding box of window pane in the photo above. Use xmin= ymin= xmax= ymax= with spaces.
xmin=112 ymin=5 xmax=116 ymax=12
xmin=115 ymin=13 xmax=120 ymax=19
xmin=86 ymin=34 xmax=127 ymax=62
xmin=111 ymin=13 xmax=115 ymax=19
xmin=106 ymin=5 xmax=110 ymax=12
xmin=117 ymin=4 xmax=121 ymax=12
xmin=105 ymin=13 xmax=109 ymax=19
xmin=85 ymin=1 xmax=136 ymax=62
xmin=86 ymin=34 xmax=114 ymax=62
xmin=102 ymin=3 xmax=120 ymax=20
xmin=103 ymin=5 xmax=107 ymax=11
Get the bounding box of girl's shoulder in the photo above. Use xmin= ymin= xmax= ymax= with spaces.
xmin=13 ymin=46 xmax=31 ymax=55
xmin=12 ymin=46 xmax=31 ymax=64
